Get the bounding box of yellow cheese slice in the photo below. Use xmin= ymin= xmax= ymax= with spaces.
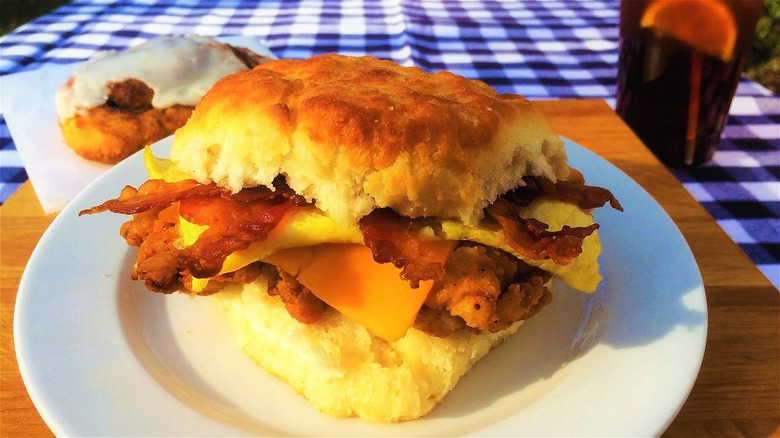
xmin=263 ymin=242 xmax=456 ymax=341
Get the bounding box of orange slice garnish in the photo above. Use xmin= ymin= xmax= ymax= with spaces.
xmin=640 ymin=0 xmax=737 ymax=61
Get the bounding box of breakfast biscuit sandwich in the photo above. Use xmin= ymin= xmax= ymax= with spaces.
xmin=81 ymin=54 xmax=622 ymax=422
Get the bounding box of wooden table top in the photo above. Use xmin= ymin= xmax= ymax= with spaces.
xmin=1 ymin=99 xmax=777 ymax=437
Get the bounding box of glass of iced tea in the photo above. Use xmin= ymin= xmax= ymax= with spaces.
xmin=615 ymin=0 xmax=763 ymax=166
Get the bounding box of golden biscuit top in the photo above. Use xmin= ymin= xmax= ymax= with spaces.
xmin=194 ymin=55 xmax=527 ymax=168
xmin=173 ymin=54 xmax=569 ymax=225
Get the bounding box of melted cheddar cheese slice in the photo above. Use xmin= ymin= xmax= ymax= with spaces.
xmin=264 ymin=242 xmax=456 ymax=341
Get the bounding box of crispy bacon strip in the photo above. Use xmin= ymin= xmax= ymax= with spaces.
xmin=79 ymin=179 xmax=224 ymax=216
xmin=177 ymin=195 xmax=291 ymax=278
xmin=82 ymin=177 xmax=312 ymax=279
xmin=486 ymin=197 xmax=599 ymax=265
xmin=359 ymin=208 xmax=447 ymax=288
xmin=503 ymin=174 xmax=623 ymax=212
xmin=80 ymin=176 xmax=308 ymax=217
xmin=531 ymin=177 xmax=623 ymax=211
xmin=176 ymin=178 xmax=311 ymax=278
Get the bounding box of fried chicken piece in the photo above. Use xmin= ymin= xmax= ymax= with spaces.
xmin=423 ymin=244 xmax=552 ymax=333
xmin=120 ymin=205 xmax=184 ymax=292
xmin=488 ymin=271 xmax=551 ymax=332
xmin=119 ymin=204 xmax=329 ymax=323
xmin=413 ymin=305 xmax=471 ymax=337
xmin=266 ymin=269 xmax=329 ymax=324
xmin=60 ymin=102 xmax=194 ymax=164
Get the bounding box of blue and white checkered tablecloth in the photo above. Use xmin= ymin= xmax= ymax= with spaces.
xmin=1 ymin=0 xmax=777 ymax=288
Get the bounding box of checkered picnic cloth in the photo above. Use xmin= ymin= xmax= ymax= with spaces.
xmin=1 ymin=0 xmax=777 ymax=288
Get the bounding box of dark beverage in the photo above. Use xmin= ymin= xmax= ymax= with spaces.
xmin=616 ymin=31 xmax=744 ymax=166
xmin=615 ymin=0 xmax=763 ymax=167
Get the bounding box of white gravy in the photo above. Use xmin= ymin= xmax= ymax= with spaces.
xmin=55 ymin=35 xmax=251 ymax=120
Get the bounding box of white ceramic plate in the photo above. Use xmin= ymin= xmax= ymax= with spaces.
xmin=15 ymin=137 xmax=707 ymax=437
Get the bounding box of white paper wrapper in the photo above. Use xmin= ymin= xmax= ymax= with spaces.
xmin=1 ymin=36 xmax=275 ymax=214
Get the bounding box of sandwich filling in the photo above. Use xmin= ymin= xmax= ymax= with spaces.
xmin=81 ymin=148 xmax=621 ymax=341
xmin=80 ymin=54 xmax=623 ymax=342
